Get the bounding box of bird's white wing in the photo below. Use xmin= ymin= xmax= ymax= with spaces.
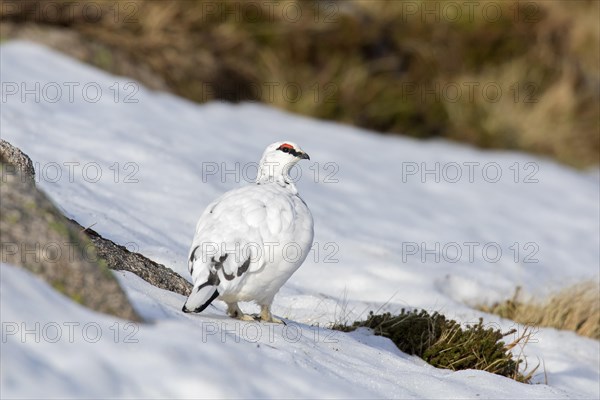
xmin=183 ymin=185 xmax=298 ymax=311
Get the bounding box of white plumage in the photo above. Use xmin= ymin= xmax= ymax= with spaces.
xmin=182 ymin=141 xmax=314 ymax=323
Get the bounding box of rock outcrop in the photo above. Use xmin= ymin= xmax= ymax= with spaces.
xmin=0 ymin=139 xmax=191 ymax=320
xmin=0 ymin=140 xmax=35 ymax=183
xmin=72 ymin=220 xmax=192 ymax=297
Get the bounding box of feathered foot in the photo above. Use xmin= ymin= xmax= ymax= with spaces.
xmin=260 ymin=305 xmax=286 ymax=324
xmin=227 ymin=302 xmax=256 ymax=321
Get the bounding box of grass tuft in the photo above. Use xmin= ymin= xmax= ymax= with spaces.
xmin=333 ymin=309 xmax=535 ymax=383
xmin=479 ymin=282 xmax=600 ymax=340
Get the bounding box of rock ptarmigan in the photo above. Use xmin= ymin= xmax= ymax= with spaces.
xmin=182 ymin=141 xmax=314 ymax=323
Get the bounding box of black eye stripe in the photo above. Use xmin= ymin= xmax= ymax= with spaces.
xmin=278 ymin=146 xmax=299 ymax=157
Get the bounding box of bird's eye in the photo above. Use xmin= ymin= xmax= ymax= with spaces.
xmin=282 ymin=147 xmax=289 ymax=153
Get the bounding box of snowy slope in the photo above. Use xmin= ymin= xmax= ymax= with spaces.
xmin=1 ymin=41 xmax=598 ymax=399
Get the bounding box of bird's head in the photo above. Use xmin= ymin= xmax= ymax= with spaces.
xmin=256 ymin=141 xmax=310 ymax=185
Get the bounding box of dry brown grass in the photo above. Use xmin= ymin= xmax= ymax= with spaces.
xmin=479 ymin=281 xmax=600 ymax=340
xmin=1 ymin=0 xmax=598 ymax=166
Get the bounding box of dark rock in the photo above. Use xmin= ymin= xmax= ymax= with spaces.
xmin=1 ymin=140 xmax=141 ymax=321
xmin=1 ymin=139 xmax=191 ymax=321
xmin=0 ymin=139 xmax=35 ymax=183
xmin=0 ymin=163 xmax=141 ymax=321
xmin=72 ymin=220 xmax=192 ymax=297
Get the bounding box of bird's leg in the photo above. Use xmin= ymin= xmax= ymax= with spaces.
xmin=260 ymin=304 xmax=285 ymax=324
xmin=226 ymin=302 xmax=255 ymax=322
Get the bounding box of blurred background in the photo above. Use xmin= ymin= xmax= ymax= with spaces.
xmin=1 ymin=0 xmax=598 ymax=167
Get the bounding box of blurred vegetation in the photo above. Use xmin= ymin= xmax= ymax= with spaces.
xmin=333 ymin=309 xmax=537 ymax=383
xmin=1 ymin=0 xmax=598 ymax=166
xmin=479 ymin=282 xmax=600 ymax=340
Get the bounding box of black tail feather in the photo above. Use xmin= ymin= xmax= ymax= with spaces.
xmin=182 ymin=289 xmax=220 ymax=313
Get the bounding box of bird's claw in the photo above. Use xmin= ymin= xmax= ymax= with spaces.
xmin=268 ymin=316 xmax=287 ymax=325
xmin=260 ymin=315 xmax=286 ymax=325
xmin=238 ymin=314 xmax=259 ymax=322
xmin=239 ymin=313 xmax=286 ymax=324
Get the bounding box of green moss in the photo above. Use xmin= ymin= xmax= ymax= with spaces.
xmin=97 ymin=257 xmax=114 ymax=279
xmin=51 ymin=280 xmax=84 ymax=304
xmin=70 ymin=293 xmax=84 ymax=304
xmin=51 ymin=282 xmax=64 ymax=292
xmin=49 ymin=221 xmax=69 ymax=237
xmin=93 ymin=48 xmax=113 ymax=70
xmin=3 ymin=211 xmax=20 ymax=225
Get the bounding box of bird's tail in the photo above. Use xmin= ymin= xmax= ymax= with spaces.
xmin=182 ymin=283 xmax=219 ymax=313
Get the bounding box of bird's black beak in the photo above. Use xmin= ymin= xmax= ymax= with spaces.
xmin=299 ymin=152 xmax=310 ymax=160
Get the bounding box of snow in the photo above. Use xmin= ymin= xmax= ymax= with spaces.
xmin=1 ymin=40 xmax=598 ymax=399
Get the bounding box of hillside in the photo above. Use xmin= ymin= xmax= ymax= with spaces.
xmin=1 ymin=41 xmax=598 ymax=399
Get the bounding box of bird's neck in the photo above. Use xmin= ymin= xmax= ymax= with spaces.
xmin=256 ymin=162 xmax=298 ymax=193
